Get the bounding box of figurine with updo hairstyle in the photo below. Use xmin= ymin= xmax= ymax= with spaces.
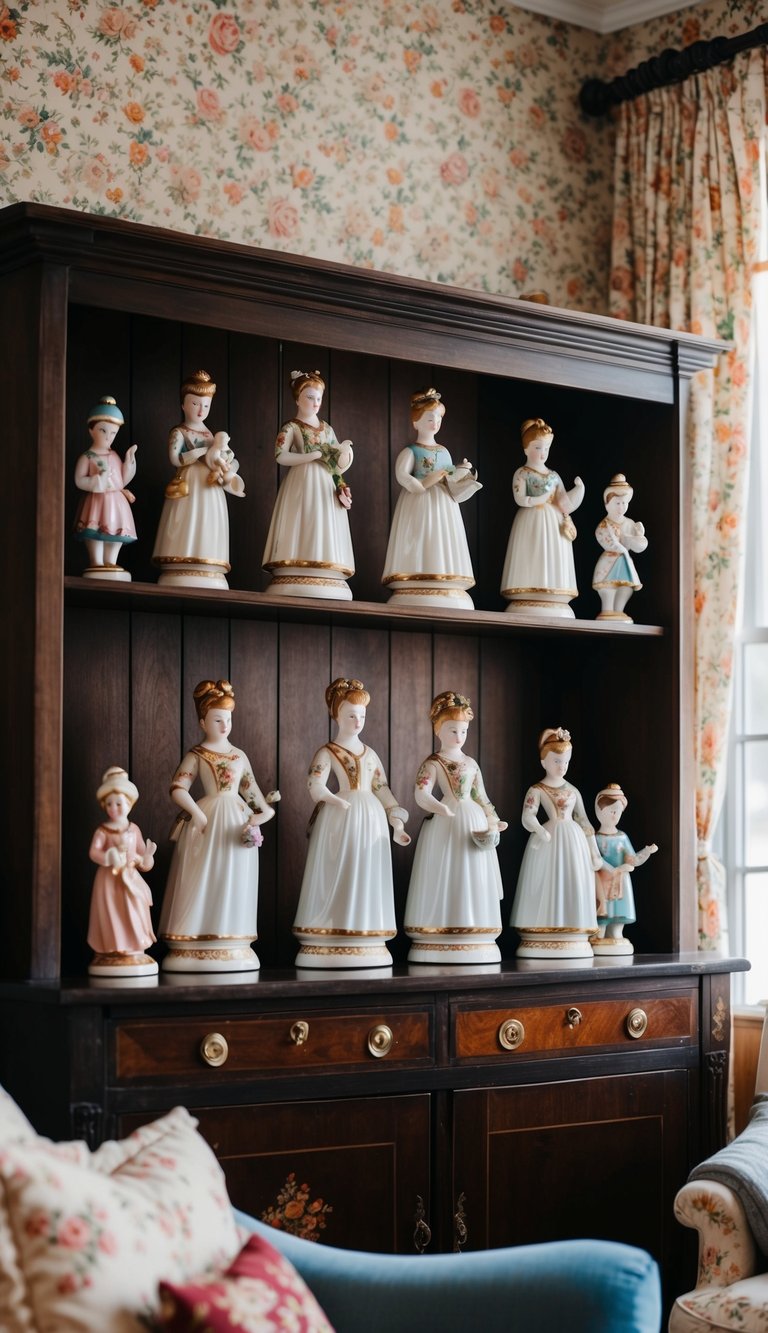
xmin=510 ymin=727 xmax=602 ymax=958
xmin=592 ymin=782 xmax=657 ymax=955
xmin=263 ymin=370 xmax=355 ymax=600
xmin=500 ymin=418 xmax=585 ymax=618
xmin=293 ymin=677 xmax=410 ymax=968
xmin=159 ymin=679 xmax=278 ymax=972
xmin=592 ymin=474 xmax=648 ymax=622
xmin=152 ymin=370 xmax=245 ymax=590
xmin=73 ymin=397 xmax=137 ymax=581
xmin=382 ymin=387 xmax=482 ymax=609
xmin=86 ymin=767 xmax=157 ymax=977
xmin=404 ymin=691 xmax=507 ymax=964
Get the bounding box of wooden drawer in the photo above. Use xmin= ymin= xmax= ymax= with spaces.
xmin=113 ymin=1008 xmax=433 ymax=1081
xmin=453 ymin=991 xmax=697 ymax=1060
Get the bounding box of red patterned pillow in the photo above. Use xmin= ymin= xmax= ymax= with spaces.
xmin=156 ymin=1231 xmax=335 ymax=1332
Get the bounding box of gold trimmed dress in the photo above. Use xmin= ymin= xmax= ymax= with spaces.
xmin=152 ymin=424 xmax=231 ymax=575
xmin=500 ymin=467 xmax=577 ymax=601
xmin=510 ymin=780 xmax=598 ymax=932
xmin=262 ymin=419 xmax=354 ymax=576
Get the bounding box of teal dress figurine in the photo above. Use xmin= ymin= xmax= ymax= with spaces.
xmin=592 ymin=783 xmax=658 ymax=956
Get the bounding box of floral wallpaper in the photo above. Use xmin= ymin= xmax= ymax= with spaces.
xmin=0 ymin=0 xmax=763 ymax=312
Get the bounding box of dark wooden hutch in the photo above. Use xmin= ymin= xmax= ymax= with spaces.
xmin=0 ymin=205 xmax=746 ymax=1296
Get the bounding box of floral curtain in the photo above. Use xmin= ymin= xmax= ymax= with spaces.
xmin=609 ymin=48 xmax=767 ymax=950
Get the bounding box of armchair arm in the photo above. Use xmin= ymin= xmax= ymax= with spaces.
xmin=674 ymin=1180 xmax=758 ymax=1289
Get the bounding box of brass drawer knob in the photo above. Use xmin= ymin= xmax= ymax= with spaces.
xmin=626 ymin=1007 xmax=648 ymax=1039
xmin=289 ymin=1020 xmax=310 ymax=1046
xmin=367 ymin=1023 xmax=394 ymax=1058
xmin=200 ymin=1032 xmax=229 ymax=1067
xmin=566 ymin=1007 xmax=583 ymax=1028
xmin=498 ymin=1018 xmax=525 ymax=1051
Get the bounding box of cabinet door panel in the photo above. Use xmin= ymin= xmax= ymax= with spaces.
xmin=452 ymin=1071 xmax=688 ymax=1282
xmin=120 ymin=1092 xmax=431 ymax=1256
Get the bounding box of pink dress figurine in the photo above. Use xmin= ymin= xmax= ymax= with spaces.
xmin=87 ymin=767 xmax=158 ymax=977
xmin=152 ymin=370 xmax=245 ymax=590
xmin=74 ymin=397 xmax=137 ymax=581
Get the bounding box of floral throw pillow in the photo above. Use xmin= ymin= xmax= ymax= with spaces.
xmin=0 ymin=1106 xmax=241 ymax=1332
xmin=156 ymin=1231 xmax=335 ymax=1332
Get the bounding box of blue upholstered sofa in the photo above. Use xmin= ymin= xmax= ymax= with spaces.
xmin=236 ymin=1209 xmax=663 ymax=1333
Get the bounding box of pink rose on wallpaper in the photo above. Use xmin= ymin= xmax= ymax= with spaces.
xmin=268 ymin=197 xmax=299 ymax=239
xmin=276 ymin=93 xmax=298 ymax=115
xmin=239 ymin=116 xmax=276 ymax=151
xmin=58 ymin=1216 xmax=91 ymax=1249
xmin=440 ymin=153 xmax=468 ymax=186
xmin=169 ymin=164 xmax=202 ymax=202
xmin=99 ymin=7 xmax=137 ymax=40
xmin=196 ymin=88 xmax=224 ymax=122
xmin=79 ymin=155 xmax=110 ymax=190
xmin=209 ymin=12 xmax=241 ymax=56
xmin=458 ymin=87 xmax=480 ymax=118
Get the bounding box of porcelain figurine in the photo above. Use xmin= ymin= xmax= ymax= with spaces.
xmin=382 ymin=388 xmax=482 ymax=609
xmin=510 ymin=727 xmax=602 ymax=958
xmin=592 ymin=783 xmax=657 ymax=955
xmin=293 ymin=677 xmax=410 ymax=968
xmin=74 ymin=397 xmax=137 ymax=581
xmin=404 ymin=691 xmax=506 ymax=964
xmin=87 ymin=767 xmax=157 ymax=977
xmin=159 ymin=680 xmax=277 ymax=972
xmin=152 ymin=370 xmax=245 ymax=589
xmin=592 ymin=475 xmax=647 ymax=622
xmin=263 ymin=370 xmax=355 ymax=600
xmin=500 ymin=418 xmax=584 ymax=618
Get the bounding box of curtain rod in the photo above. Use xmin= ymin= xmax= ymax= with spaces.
xmin=579 ymin=21 xmax=767 ymax=117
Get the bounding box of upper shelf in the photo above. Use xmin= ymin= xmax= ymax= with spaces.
xmin=64 ymin=576 xmax=665 ymax=639
xmin=1 ymin=203 xmax=726 ymax=404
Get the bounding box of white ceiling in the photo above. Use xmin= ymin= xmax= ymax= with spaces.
xmin=515 ymin=0 xmax=704 ymax=34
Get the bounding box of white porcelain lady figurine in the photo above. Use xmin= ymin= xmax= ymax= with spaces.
xmin=74 ymin=397 xmax=137 ymax=581
xmin=510 ymin=727 xmax=602 ymax=958
xmin=382 ymin=388 xmax=481 ymax=609
xmin=592 ymin=475 xmax=648 ymax=622
xmin=500 ymin=418 xmax=584 ymax=618
xmin=293 ymin=677 xmax=410 ymax=968
xmin=152 ymin=370 xmax=245 ymax=589
xmin=159 ymin=680 xmax=277 ymax=972
xmin=592 ymin=783 xmax=657 ymax=955
xmin=87 ymin=767 xmax=157 ymax=977
xmin=263 ymin=370 xmax=355 ymax=600
xmin=404 ymin=691 xmax=506 ymax=964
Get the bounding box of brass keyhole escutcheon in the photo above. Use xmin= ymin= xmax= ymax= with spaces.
xmin=289 ymin=1020 xmax=310 ymax=1046
xmin=200 ymin=1032 xmax=229 ymax=1067
xmin=566 ymin=1007 xmax=583 ymax=1029
xmin=626 ymin=1007 xmax=648 ymax=1039
xmin=498 ymin=1018 xmax=525 ymax=1051
xmin=367 ymin=1023 xmax=394 ymax=1058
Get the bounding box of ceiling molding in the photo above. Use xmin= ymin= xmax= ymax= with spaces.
xmin=515 ymin=0 xmax=703 ymax=34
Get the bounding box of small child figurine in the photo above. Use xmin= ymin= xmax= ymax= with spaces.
xmin=74 ymin=397 xmax=137 ymax=581
xmin=510 ymin=726 xmax=603 ymax=958
xmin=293 ymin=677 xmax=410 ymax=968
xmin=501 ymin=418 xmax=584 ymax=618
xmin=404 ymin=691 xmax=506 ymax=964
xmin=382 ymin=388 xmax=482 ymax=609
xmin=152 ymin=370 xmax=245 ymax=590
xmin=263 ymin=370 xmax=355 ymax=600
xmin=87 ymin=767 xmax=157 ymax=977
xmin=592 ymin=783 xmax=658 ymax=955
xmin=159 ymin=680 xmax=277 ymax=972
xmin=592 ymin=474 xmax=648 ymax=622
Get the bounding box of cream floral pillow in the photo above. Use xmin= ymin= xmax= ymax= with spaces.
xmin=0 ymin=1106 xmax=240 ymax=1332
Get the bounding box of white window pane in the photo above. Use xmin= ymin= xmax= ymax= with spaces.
xmin=746 ymin=741 xmax=768 ymax=866
xmin=745 ymin=644 xmax=768 ymax=733
xmin=744 ymin=873 xmax=768 ymax=1006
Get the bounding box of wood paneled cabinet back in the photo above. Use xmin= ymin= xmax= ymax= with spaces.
xmin=0 ymin=206 xmax=746 ymax=1309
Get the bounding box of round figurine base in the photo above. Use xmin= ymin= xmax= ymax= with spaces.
xmin=161 ymin=941 xmax=260 ymax=972
xmin=294 ymin=935 xmax=393 ymax=969
xmin=386 ymin=584 xmax=474 ymax=610
xmin=83 ymin=565 xmax=131 ymax=583
xmin=515 ymin=928 xmax=594 ymax=959
xmin=156 ymin=562 xmax=230 ymax=590
xmin=503 ymin=595 xmax=575 ymax=619
xmin=264 ymin=569 xmax=352 ymax=601
xmin=595 ymin=610 xmax=633 ymax=623
xmin=89 ymin=952 xmax=157 ymax=977
xmin=407 ymin=938 xmax=501 ymax=964
xmin=590 ymin=935 xmax=634 ymax=956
